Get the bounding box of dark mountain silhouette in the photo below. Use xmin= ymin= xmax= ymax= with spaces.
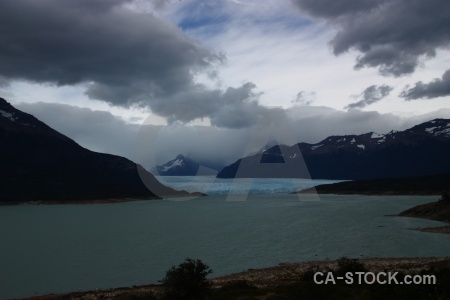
xmin=295 ymin=173 xmax=450 ymax=195
xmin=217 ymin=119 xmax=450 ymax=180
xmin=0 ymin=97 xmax=197 ymax=203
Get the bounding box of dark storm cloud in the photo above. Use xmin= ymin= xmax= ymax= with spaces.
xmin=292 ymin=0 xmax=450 ymax=76
xmin=400 ymin=69 xmax=450 ymax=100
xmin=345 ymin=84 xmax=393 ymax=110
xmin=0 ymin=0 xmax=218 ymax=90
xmin=143 ymin=81 xmax=269 ymax=128
xmin=2 ymin=0 xmax=273 ymax=126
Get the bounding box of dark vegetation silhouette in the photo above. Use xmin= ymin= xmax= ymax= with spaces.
xmin=160 ymin=258 xmax=212 ymax=300
xmin=440 ymin=192 xmax=449 ymax=202
xmin=153 ymin=257 xmax=450 ymax=299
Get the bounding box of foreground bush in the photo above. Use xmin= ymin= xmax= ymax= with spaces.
xmin=334 ymin=257 xmax=367 ymax=277
xmin=160 ymin=258 xmax=212 ymax=300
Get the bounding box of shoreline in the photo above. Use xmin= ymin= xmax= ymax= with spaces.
xmin=0 ymin=197 xmax=160 ymax=206
xmin=0 ymin=191 xmax=439 ymax=206
xmin=0 ymin=193 xmax=207 ymax=206
xmin=19 ymin=256 xmax=450 ymax=300
xmin=413 ymin=225 xmax=450 ymax=234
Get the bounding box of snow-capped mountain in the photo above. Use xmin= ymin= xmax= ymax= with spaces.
xmin=292 ymin=118 xmax=450 ymax=156
xmin=217 ymin=119 xmax=450 ymax=180
xmin=153 ymin=154 xmax=218 ymax=176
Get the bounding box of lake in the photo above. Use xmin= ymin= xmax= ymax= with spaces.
xmin=1 ymin=177 xmax=449 ymax=299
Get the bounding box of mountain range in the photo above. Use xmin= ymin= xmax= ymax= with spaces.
xmin=3 ymin=95 xmax=449 ymax=202
xmin=0 ymin=98 xmax=196 ymax=203
xmin=152 ymin=154 xmax=219 ymax=176
xmin=217 ymin=119 xmax=450 ymax=180
xmin=152 ymin=140 xmax=277 ymax=177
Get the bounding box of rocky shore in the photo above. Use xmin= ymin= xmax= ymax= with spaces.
xmin=19 ymin=256 xmax=450 ymax=300
xmin=294 ymin=173 xmax=450 ymax=196
xmin=399 ymin=193 xmax=450 ymax=234
xmin=414 ymin=226 xmax=450 ymax=234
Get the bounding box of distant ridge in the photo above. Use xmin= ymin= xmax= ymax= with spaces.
xmin=0 ymin=97 xmax=197 ymax=203
xmin=217 ymin=119 xmax=450 ymax=180
xmin=399 ymin=192 xmax=450 ymax=223
xmin=153 ymin=154 xmax=218 ymax=176
xmin=295 ymin=173 xmax=450 ymax=195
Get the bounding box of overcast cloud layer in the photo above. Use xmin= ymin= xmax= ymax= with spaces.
xmin=17 ymin=102 xmax=450 ymax=169
xmin=292 ymin=0 xmax=450 ymax=76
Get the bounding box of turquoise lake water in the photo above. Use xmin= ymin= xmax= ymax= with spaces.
xmin=1 ymin=177 xmax=449 ymax=299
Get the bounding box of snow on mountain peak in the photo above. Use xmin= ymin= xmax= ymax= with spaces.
xmin=0 ymin=110 xmax=16 ymax=122
xmin=434 ymin=127 xmax=450 ymax=137
xmin=425 ymin=127 xmax=438 ymax=133
xmin=370 ymin=132 xmax=384 ymax=139
xmin=422 ymin=120 xmax=450 ymax=137
xmin=162 ymin=158 xmax=185 ymax=171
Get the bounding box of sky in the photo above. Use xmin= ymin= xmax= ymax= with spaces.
xmin=1 ymin=0 xmax=449 ymax=168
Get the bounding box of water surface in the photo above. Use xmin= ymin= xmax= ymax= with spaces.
xmin=0 ymin=178 xmax=448 ymax=299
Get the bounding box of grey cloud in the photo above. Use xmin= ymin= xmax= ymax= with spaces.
xmin=292 ymin=0 xmax=450 ymax=76
xmin=291 ymin=0 xmax=386 ymax=19
xmin=291 ymin=91 xmax=314 ymax=106
xmin=0 ymin=0 xmax=274 ymax=129
xmin=210 ymin=102 xmax=260 ymax=128
xmin=353 ymin=46 xmax=419 ymax=77
xmin=0 ymin=75 xmax=9 ymax=87
xmin=144 ymin=82 xmax=271 ymax=128
xmin=137 ymin=124 xmax=253 ymax=170
xmin=0 ymin=0 xmax=226 ymax=118
xmin=208 ymin=83 xmax=264 ymax=128
xmin=15 ymin=102 xmax=140 ymax=160
xmin=345 ymin=84 xmax=393 ymax=109
xmin=400 ymin=69 xmax=450 ymax=100
xmin=0 ymin=0 xmax=218 ymax=88
xmin=146 ymin=0 xmax=172 ymax=10
xmin=211 ymin=105 xmax=291 ymax=130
